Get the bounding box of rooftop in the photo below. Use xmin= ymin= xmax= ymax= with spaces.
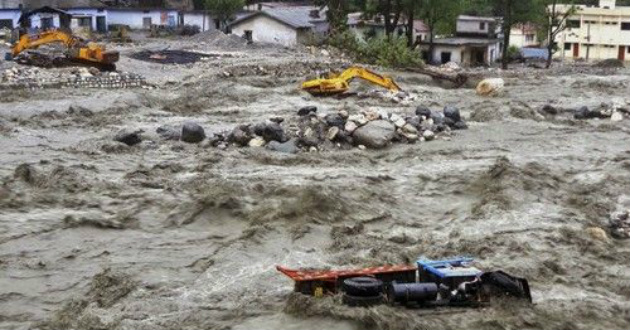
xmin=231 ymin=6 xmax=325 ymax=29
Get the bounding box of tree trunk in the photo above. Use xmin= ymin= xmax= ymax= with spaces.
xmin=428 ymin=27 xmax=435 ymax=64
xmin=501 ymin=1 xmax=512 ymax=70
xmin=383 ymin=0 xmax=393 ymax=36
xmin=406 ymin=3 xmax=415 ymax=47
xmin=546 ymin=31 xmax=554 ymax=69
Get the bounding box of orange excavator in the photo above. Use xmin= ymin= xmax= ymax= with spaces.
xmin=7 ymin=29 xmax=119 ymax=71
xmin=302 ymin=66 xmax=402 ymax=96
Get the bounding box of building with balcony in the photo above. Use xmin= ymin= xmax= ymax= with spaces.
xmin=554 ymin=0 xmax=630 ymax=61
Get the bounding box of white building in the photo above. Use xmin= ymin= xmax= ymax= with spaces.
xmin=510 ymin=22 xmax=539 ymax=48
xmin=229 ymin=6 xmax=328 ymax=47
xmin=107 ymin=8 xmax=179 ymax=29
xmin=181 ymin=10 xmax=214 ymax=31
xmin=419 ymin=15 xmax=502 ymax=66
xmin=554 ymin=0 xmax=630 ymax=61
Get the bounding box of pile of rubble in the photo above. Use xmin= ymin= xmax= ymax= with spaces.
xmin=204 ymin=105 xmax=468 ymax=153
xmin=610 ymin=210 xmax=630 ymax=239
xmin=1 ymin=67 xmax=149 ymax=89
xmin=220 ymin=61 xmax=349 ymax=78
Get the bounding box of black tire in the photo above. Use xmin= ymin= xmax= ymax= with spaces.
xmin=342 ymin=293 xmax=384 ymax=307
xmin=342 ymin=277 xmax=383 ymax=297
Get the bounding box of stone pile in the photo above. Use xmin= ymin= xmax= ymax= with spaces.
xmin=610 ymin=210 xmax=630 ymax=239
xmin=204 ymin=105 xmax=467 ymax=153
xmin=1 ymin=67 xmax=148 ymax=90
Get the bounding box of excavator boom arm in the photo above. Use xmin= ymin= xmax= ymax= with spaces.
xmin=12 ymin=30 xmax=77 ymax=57
xmin=338 ymin=67 xmax=401 ymax=92
xmin=301 ymin=66 xmax=401 ymax=96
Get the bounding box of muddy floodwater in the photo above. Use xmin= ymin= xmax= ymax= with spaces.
xmin=1 ymin=34 xmax=630 ymax=330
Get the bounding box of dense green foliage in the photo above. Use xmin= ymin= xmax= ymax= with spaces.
xmin=328 ymin=31 xmax=423 ymax=68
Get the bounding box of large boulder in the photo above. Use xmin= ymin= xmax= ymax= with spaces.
xmin=114 ymin=128 xmax=143 ymax=146
xmin=254 ymin=122 xmax=287 ymax=142
xmin=443 ymin=106 xmax=462 ymax=122
xmin=352 ymin=120 xmax=396 ymax=149
xmin=181 ymin=122 xmax=206 ymax=143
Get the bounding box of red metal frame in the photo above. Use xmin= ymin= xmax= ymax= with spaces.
xmin=277 ymin=264 xmax=417 ymax=282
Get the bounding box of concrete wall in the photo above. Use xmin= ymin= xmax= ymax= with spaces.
xmin=420 ymin=42 xmax=500 ymax=66
xmin=107 ymin=9 xmax=179 ymax=29
xmin=66 ymin=8 xmax=106 ymax=31
xmin=182 ymin=12 xmax=215 ymax=31
xmin=231 ymin=15 xmax=298 ymax=46
xmin=0 ymin=9 xmax=20 ymax=29
xmin=457 ymin=19 xmax=488 ymax=34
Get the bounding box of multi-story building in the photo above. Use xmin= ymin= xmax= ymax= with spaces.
xmin=554 ymin=0 xmax=630 ymax=61
xmin=419 ymin=15 xmax=502 ymax=66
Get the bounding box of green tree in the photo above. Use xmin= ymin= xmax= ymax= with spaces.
xmin=541 ymin=0 xmax=578 ymax=68
xmin=418 ymin=0 xmax=463 ymax=64
xmin=491 ymin=0 xmax=539 ymax=69
xmin=205 ymin=0 xmax=244 ymax=32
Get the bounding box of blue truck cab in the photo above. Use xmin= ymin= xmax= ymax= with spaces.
xmin=417 ymin=258 xmax=482 ymax=290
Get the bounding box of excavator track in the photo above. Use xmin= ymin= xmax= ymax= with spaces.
xmin=14 ymin=52 xmax=116 ymax=72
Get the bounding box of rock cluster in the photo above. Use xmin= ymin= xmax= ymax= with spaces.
xmin=610 ymin=210 xmax=630 ymax=239
xmin=205 ymin=105 xmax=467 ymax=153
xmin=1 ymin=67 xmax=148 ymax=90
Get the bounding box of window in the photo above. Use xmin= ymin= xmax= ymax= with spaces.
xmin=479 ymin=22 xmax=486 ymax=30
xmin=0 ymin=19 xmax=12 ymax=29
xmin=622 ymin=22 xmax=630 ymax=30
xmin=526 ymin=34 xmax=535 ymax=42
xmin=77 ymin=17 xmax=91 ymax=27
xmin=564 ymin=43 xmax=572 ymax=51
xmin=628 ymin=46 xmax=630 ymax=54
xmin=567 ymin=20 xmax=580 ymax=29
xmin=143 ymin=17 xmax=152 ymax=28
xmin=440 ymin=52 xmax=452 ymax=64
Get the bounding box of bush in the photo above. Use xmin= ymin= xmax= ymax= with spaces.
xmin=327 ymin=31 xmax=423 ymax=68
xmin=507 ymin=45 xmax=521 ymax=61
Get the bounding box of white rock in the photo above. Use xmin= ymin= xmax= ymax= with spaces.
xmin=345 ymin=121 xmax=358 ymax=134
xmin=423 ymin=130 xmax=435 ymax=141
xmin=327 ymin=126 xmax=340 ymax=141
xmin=358 ymin=145 xmax=367 ymax=150
xmin=611 ymin=112 xmax=623 ymax=122
xmin=402 ymin=123 xmax=418 ymax=134
xmin=248 ymin=137 xmax=266 ymax=147
xmin=476 ymin=78 xmax=505 ymax=96
xmin=349 ymin=114 xmax=368 ymax=126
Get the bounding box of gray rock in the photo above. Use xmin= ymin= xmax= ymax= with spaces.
xmin=156 ymin=125 xmax=181 ymax=140
xmin=267 ymin=139 xmax=299 ymax=154
xmin=453 ymin=121 xmax=468 ymax=130
xmin=415 ymin=106 xmax=432 ymax=119
xmin=114 ymin=128 xmax=143 ymax=146
xmin=325 ymin=114 xmax=346 ymax=128
xmin=574 ymin=106 xmax=593 ymax=120
xmin=352 ymin=120 xmax=396 ymax=149
xmin=298 ymin=106 xmax=317 ymax=116
xmin=443 ymin=106 xmax=461 ymax=122
xmin=254 ymin=122 xmax=286 ymax=142
xmin=228 ymin=125 xmax=253 ymax=146
xmin=181 ymin=122 xmax=206 ymax=143
xmin=541 ymin=104 xmax=559 ymax=115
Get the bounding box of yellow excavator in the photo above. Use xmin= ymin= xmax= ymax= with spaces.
xmin=7 ymin=29 xmax=119 ymax=71
xmin=302 ymin=66 xmax=402 ymax=96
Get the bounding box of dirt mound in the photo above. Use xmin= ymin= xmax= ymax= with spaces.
xmin=594 ymin=58 xmax=625 ymax=68
xmin=188 ymin=29 xmax=248 ymax=49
